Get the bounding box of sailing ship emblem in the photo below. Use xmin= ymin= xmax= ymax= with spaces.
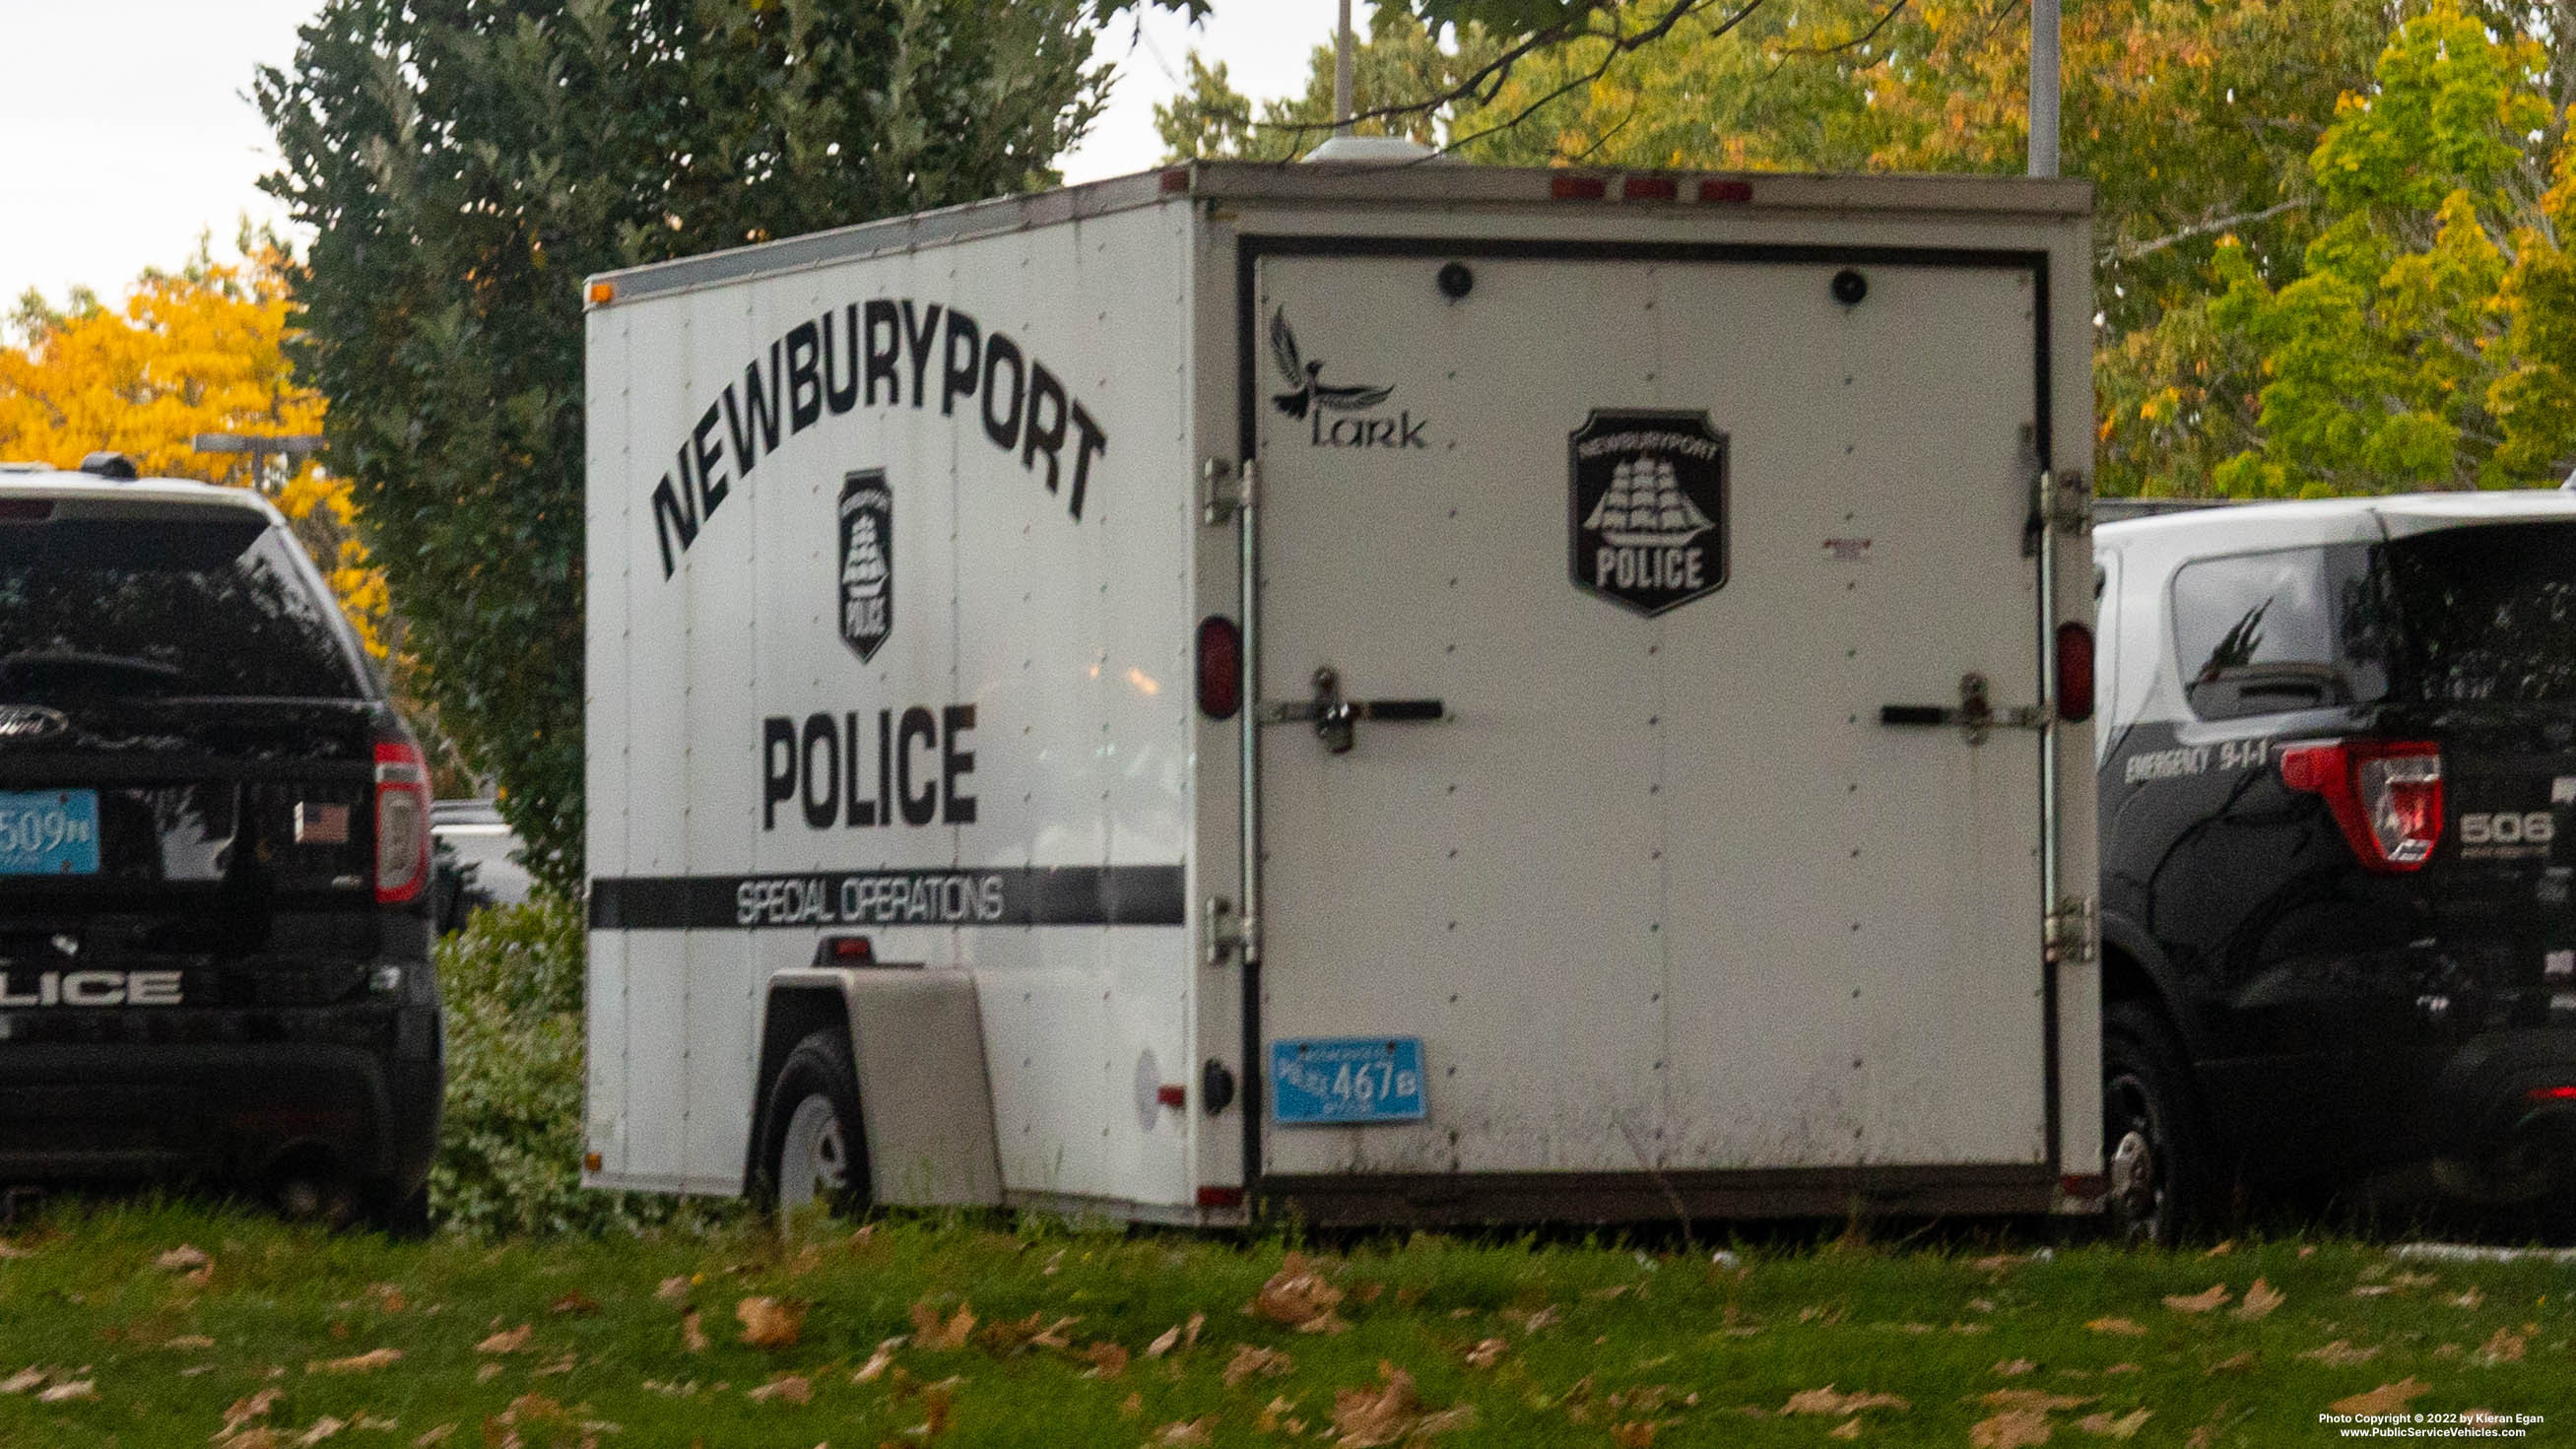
xmin=838 ymin=470 xmax=894 ymax=662
xmin=1568 ymin=410 xmax=1729 ymax=616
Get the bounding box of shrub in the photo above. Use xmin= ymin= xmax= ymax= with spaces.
xmin=429 ymin=896 xmax=738 ymax=1238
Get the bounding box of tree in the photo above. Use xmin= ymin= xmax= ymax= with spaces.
xmin=2198 ymin=5 xmax=2576 ymax=495
xmin=0 ymin=236 xmax=391 ymax=659
xmin=258 ymin=0 xmax=1108 ymax=897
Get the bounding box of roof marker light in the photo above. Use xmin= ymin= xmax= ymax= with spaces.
xmin=1698 ymin=178 xmax=1754 ymax=203
xmin=1551 ymin=173 xmax=1609 ymax=200
xmin=1622 ymin=174 xmax=1679 ymax=202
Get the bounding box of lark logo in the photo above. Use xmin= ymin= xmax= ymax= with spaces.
xmin=0 ymin=705 xmax=66 ymax=742
xmin=1267 ymin=308 xmax=1427 ymax=450
xmin=1569 ymin=409 xmax=1729 ymax=616
xmin=838 ymin=471 xmax=892 ymax=663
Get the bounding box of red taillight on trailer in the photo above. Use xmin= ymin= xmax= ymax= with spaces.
xmin=2055 ymin=622 xmax=2094 ymax=723
xmin=2279 ymin=739 xmax=2443 ymax=872
xmin=2530 ymin=1085 xmax=2576 ymax=1102
xmin=1197 ymin=615 xmax=1242 ymax=720
xmin=372 ymin=739 xmax=431 ymax=904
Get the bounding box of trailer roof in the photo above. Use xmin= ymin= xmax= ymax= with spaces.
xmin=584 ymin=163 xmax=2095 ymax=307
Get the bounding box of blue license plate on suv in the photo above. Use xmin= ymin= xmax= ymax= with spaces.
xmin=0 ymin=790 xmax=100 ymax=875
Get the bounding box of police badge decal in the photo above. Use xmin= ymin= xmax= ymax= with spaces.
xmin=838 ymin=470 xmax=893 ymax=662
xmin=1568 ymin=409 xmax=1729 ymax=617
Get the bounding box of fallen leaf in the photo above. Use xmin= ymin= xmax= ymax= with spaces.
xmin=2163 ymin=1284 xmax=2230 ymax=1314
xmin=2477 ymin=1326 xmax=2529 ymax=1364
xmin=2297 ymin=1340 xmax=2378 ymax=1366
xmin=225 ymin=1387 xmax=286 ymax=1429
xmin=1609 ymin=1422 xmax=1659 ymax=1447
xmin=2350 ymin=1285 xmax=2396 ymax=1297
xmin=1153 ymin=1418 xmax=1213 ymax=1445
xmin=2234 ymin=1280 xmax=2284 ymax=1321
xmin=476 ymin=1325 xmax=533 ymax=1354
xmin=681 ymin=1309 xmax=709 ymax=1353
xmin=311 ymin=1348 xmax=402 ymax=1374
xmin=1144 ymin=1324 xmax=1182 ymax=1358
xmin=1994 ymin=1359 xmax=2037 ymax=1377
xmin=1333 ymin=1361 xmax=1425 ymax=1449
xmin=1183 ymin=1310 xmax=1206 ymax=1348
xmin=1971 ymin=1254 xmax=2025 ymax=1272
xmin=166 ymin=1335 xmax=217 ymax=1350
xmin=2330 ymin=1379 xmax=2431 ymax=1416
xmin=2079 ymin=1408 xmax=2152 ymax=1439
xmin=1251 ymin=1254 xmax=1347 ymax=1333
xmin=1512 ymin=1303 xmax=1563 ymax=1336
xmin=2103 ymin=1364 xmax=2139 ymax=1376
xmin=1119 ymin=1391 xmax=1144 ymax=1417
xmin=738 ymin=1296 xmax=808 ymax=1350
xmin=2209 ymin=1350 xmax=2258 ymax=1373
xmin=547 ymin=1292 xmax=599 ymax=1317
xmin=1085 ymin=1341 xmax=1130 ymax=1378
xmin=907 ymin=1297 xmax=973 ymax=1351
xmin=1465 ymin=1338 xmax=1510 ymax=1368
xmin=2203 ymin=1239 xmax=2234 ymax=1258
xmin=1224 ymin=1344 xmax=1294 ymax=1386
xmin=916 ymin=1377 xmax=958 ymax=1439
xmin=1827 ymin=1420 xmax=1863 ymax=1441
xmin=2085 ymin=1317 xmax=2147 ymax=1337
xmin=655 ymin=1276 xmax=691 ymax=1302
xmin=1983 ymin=1389 xmax=2095 ymax=1413
xmin=35 ymin=1379 xmax=96 ymax=1403
xmin=474 ymin=1363 xmax=502 ymax=1383
xmin=1784 ymin=1386 xmax=1912 ymax=1415
xmin=1968 ymin=1408 xmax=2053 ymax=1448
xmin=853 ymin=1337 xmax=901 ymax=1383
xmin=2451 ymin=1287 xmax=2485 ymax=1309
xmin=0 ymin=1242 xmax=31 ymax=1259
xmin=368 ymin=1284 xmax=406 ymax=1314
xmin=1028 ymin=1315 xmax=1079 ymax=1350
xmin=293 ymin=1416 xmax=346 ymax=1446
xmin=532 ymin=1352 xmax=576 ymax=1376
xmin=0 ymin=1367 xmax=42 ymax=1394
xmin=158 ymin=1245 xmax=211 ymax=1272
xmin=409 ymin=1427 xmax=454 ymax=1447
xmin=748 ymin=1373 xmax=813 ymax=1405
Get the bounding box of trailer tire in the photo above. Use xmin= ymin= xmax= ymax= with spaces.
xmin=754 ymin=1029 xmax=870 ymax=1216
xmin=2102 ymin=1000 xmax=2214 ymax=1246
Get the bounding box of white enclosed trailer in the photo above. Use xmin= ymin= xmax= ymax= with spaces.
xmin=580 ymin=163 xmax=2102 ymax=1225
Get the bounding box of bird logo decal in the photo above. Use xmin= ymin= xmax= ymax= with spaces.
xmin=1269 ymin=309 xmax=1393 ymax=419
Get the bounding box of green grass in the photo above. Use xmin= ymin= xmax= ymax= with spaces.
xmin=1 ymin=1203 xmax=2570 ymax=1446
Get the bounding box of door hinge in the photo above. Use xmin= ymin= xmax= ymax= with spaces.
xmin=1202 ymin=458 xmax=1249 ymax=525
xmin=1204 ymin=894 xmax=1248 ymax=966
xmin=2045 ymin=895 xmax=2097 ymax=965
xmin=2036 ymin=468 xmax=2091 ymax=534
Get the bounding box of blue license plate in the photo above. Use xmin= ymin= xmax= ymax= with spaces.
xmin=1270 ymin=1037 xmax=1426 ymax=1125
xmin=0 ymin=790 xmax=100 ymax=876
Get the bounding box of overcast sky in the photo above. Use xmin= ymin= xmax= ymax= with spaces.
xmin=0 ymin=0 xmax=1354 ymax=313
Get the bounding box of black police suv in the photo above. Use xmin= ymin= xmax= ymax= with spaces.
xmin=0 ymin=458 xmax=440 ymax=1225
xmin=2095 ymin=492 xmax=2576 ymax=1240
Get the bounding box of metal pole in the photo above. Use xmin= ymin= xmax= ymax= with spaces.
xmin=1333 ymin=0 xmax=1355 ymax=137
xmin=2028 ymin=0 xmax=2060 ymax=177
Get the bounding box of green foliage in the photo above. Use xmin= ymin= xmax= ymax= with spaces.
xmin=2191 ymin=5 xmax=2576 ymax=496
xmin=430 ymin=897 xmax=738 ymax=1238
xmin=256 ymin=0 xmax=1110 ymax=895
xmin=1156 ymin=9 xmax=1504 ymax=162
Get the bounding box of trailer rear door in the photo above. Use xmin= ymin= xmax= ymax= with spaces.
xmin=1247 ymin=241 xmax=2059 ymax=1210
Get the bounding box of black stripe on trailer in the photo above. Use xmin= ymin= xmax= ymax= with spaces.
xmin=588 ymin=865 xmax=1186 ymax=930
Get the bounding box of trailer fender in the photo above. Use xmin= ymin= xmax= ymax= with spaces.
xmin=752 ymin=968 xmax=1003 ymax=1207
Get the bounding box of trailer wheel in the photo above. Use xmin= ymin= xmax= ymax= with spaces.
xmin=2102 ymin=1001 xmax=2213 ymax=1246
xmin=755 ymin=1029 xmax=870 ymax=1215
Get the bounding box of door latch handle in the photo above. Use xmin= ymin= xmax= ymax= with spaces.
xmin=1879 ymin=672 xmax=2044 ymax=746
xmin=1257 ymin=667 xmax=1446 ymax=754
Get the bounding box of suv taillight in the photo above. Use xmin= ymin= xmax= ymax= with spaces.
xmin=2279 ymin=738 xmax=2443 ymax=872
xmin=373 ymin=739 xmax=431 ymax=904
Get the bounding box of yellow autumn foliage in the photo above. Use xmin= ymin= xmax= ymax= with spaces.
xmin=0 ymin=242 xmax=388 ymax=657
